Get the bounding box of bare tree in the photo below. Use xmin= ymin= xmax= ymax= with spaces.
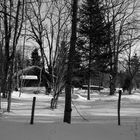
xmin=104 ymin=0 xmax=140 ymax=95
xmin=44 ymin=0 xmax=71 ymax=73
xmin=50 ymin=41 xmax=68 ymax=109
xmin=26 ymin=0 xmax=47 ymax=67
xmin=120 ymin=47 xmax=140 ymax=94
xmin=26 ymin=0 xmax=70 ymax=68
xmin=0 ymin=8 xmax=5 ymax=109
xmin=44 ymin=1 xmax=71 ymax=106
xmin=0 ymin=0 xmax=25 ymax=111
xmin=26 ymin=0 xmax=71 ymax=96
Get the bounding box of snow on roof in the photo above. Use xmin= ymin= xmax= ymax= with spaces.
xmin=20 ymin=75 xmax=38 ymax=80
xmin=82 ymin=85 xmax=103 ymax=88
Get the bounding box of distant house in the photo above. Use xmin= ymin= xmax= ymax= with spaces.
xmin=20 ymin=75 xmax=38 ymax=87
xmin=14 ymin=66 xmax=54 ymax=93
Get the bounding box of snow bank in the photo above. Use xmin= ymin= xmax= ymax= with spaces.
xmin=12 ymin=91 xmax=53 ymax=101
xmin=122 ymin=93 xmax=140 ymax=101
xmin=72 ymin=94 xmax=87 ymax=101
xmin=73 ymin=89 xmax=140 ymax=102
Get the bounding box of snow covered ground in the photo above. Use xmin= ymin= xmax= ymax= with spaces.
xmin=0 ymin=87 xmax=140 ymax=140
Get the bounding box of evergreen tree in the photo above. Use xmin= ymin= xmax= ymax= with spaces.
xmin=129 ymin=53 xmax=140 ymax=75
xmin=72 ymin=48 xmax=83 ymax=87
xmin=31 ymin=48 xmax=41 ymax=66
xmin=78 ymin=0 xmax=109 ymax=99
xmin=124 ymin=53 xmax=140 ymax=94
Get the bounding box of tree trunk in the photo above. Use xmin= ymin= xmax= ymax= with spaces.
xmin=2 ymin=0 xmax=10 ymax=97
xmin=110 ymin=59 xmax=118 ymax=95
xmin=63 ymin=0 xmax=78 ymax=124
xmin=128 ymin=79 xmax=133 ymax=95
xmin=6 ymin=0 xmax=22 ymax=111
xmin=7 ymin=91 xmax=12 ymax=112
xmin=109 ymin=74 xmax=116 ymax=95
xmin=87 ymin=77 xmax=91 ymax=100
xmin=7 ymin=60 xmax=14 ymax=112
xmin=0 ymin=43 xmax=2 ymax=109
xmin=118 ymin=90 xmax=122 ymax=125
xmin=87 ymin=60 xmax=91 ymax=100
xmin=87 ymin=38 xmax=92 ymax=100
xmin=1 ymin=59 xmax=9 ymax=98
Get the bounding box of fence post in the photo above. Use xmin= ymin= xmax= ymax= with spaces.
xmin=30 ymin=97 xmax=36 ymax=124
xmin=118 ymin=90 xmax=122 ymax=125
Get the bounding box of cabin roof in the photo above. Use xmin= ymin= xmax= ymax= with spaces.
xmin=20 ymin=75 xmax=38 ymax=80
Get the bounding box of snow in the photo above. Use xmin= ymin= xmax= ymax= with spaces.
xmin=12 ymin=91 xmax=53 ymax=100
xmin=0 ymin=88 xmax=140 ymax=140
xmin=0 ymin=121 xmax=138 ymax=140
xmin=20 ymin=75 xmax=38 ymax=79
xmin=0 ymin=121 xmax=139 ymax=140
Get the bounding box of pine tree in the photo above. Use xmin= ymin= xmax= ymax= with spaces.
xmin=31 ymin=48 xmax=41 ymax=66
xmin=78 ymin=0 xmax=109 ymax=99
xmin=125 ymin=53 xmax=140 ymax=94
